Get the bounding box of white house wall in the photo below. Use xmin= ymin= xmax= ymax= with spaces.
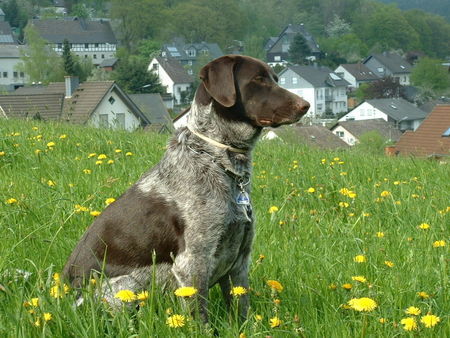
xmin=334 ymin=65 xmax=357 ymax=88
xmin=0 ymin=57 xmax=27 ymax=89
xmin=89 ymin=90 xmax=140 ymax=131
xmin=332 ymin=125 xmax=358 ymax=145
xmin=279 ymin=69 xmax=315 ymax=116
xmin=339 ymin=102 xmax=387 ymax=121
xmin=148 ymin=59 xmax=174 ymax=95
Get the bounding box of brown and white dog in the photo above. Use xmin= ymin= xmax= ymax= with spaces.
xmin=63 ymin=55 xmax=309 ymax=321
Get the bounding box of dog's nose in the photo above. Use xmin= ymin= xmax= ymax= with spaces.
xmin=296 ymin=99 xmax=310 ymax=114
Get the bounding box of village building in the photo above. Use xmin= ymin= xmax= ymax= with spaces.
xmin=363 ymin=52 xmax=412 ymax=85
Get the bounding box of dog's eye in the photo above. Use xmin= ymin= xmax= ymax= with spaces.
xmin=253 ymin=76 xmax=265 ymax=82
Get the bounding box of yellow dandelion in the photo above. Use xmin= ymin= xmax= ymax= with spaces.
xmin=137 ymin=291 xmax=149 ymax=301
xmin=95 ymin=160 xmax=103 ymax=165
xmin=266 ymin=279 xmax=283 ymax=292
xmin=115 ymin=149 xmax=122 ymax=153
xmin=83 ymin=169 xmax=92 ymax=174
xmin=97 ymin=154 xmax=107 ymax=160
xmin=255 ymin=314 xmax=263 ymax=321
xmin=47 ymin=180 xmax=56 ymax=187
xmin=339 ymin=201 xmax=349 ymax=208
xmin=0 ymin=151 xmax=5 ymax=156
xmin=88 ymin=153 xmax=97 ymax=158
xmin=380 ymin=190 xmax=391 ymax=197
xmin=348 ymin=297 xmax=378 ymax=312
xmin=353 ymin=255 xmax=367 ymax=263
xmin=405 ymin=306 xmax=421 ymax=316
xmin=239 ymin=333 xmax=246 ymax=338
xmin=174 ymin=286 xmax=198 ymax=297
xmin=376 ymin=232 xmax=385 ymax=238
xmin=125 ymin=152 xmax=133 ymax=156
xmin=59 ymin=134 xmax=67 ymax=139
xmin=46 ymin=141 xmax=55 ymax=148
xmin=268 ymin=206 xmax=279 ymax=214
xmin=269 ymin=316 xmax=282 ymax=328
xmin=90 ymin=211 xmax=101 ymax=217
xmin=307 ymin=187 xmax=315 ymax=193
xmin=30 ymin=298 xmax=39 ymax=307
xmin=105 ymin=198 xmax=116 ymax=206
xmin=417 ymin=291 xmax=430 ymax=299
xmin=379 ymin=318 xmax=387 ymax=324
xmin=432 ymin=240 xmax=446 ymax=248
xmin=419 ymin=223 xmax=430 ymax=230
xmin=230 ymin=286 xmax=247 ymax=297
xmin=329 ymin=283 xmax=337 ymax=290
xmin=166 ymin=314 xmax=185 ymax=328
xmin=384 ymin=260 xmax=394 ymax=268
xmin=114 ymin=290 xmax=136 ymax=302
xmin=34 ymin=319 xmax=41 ymax=327
xmin=342 ymin=283 xmax=352 ymax=290
xmin=400 ymin=317 xmax=418 ymax=331
xmin=49 ymin=284 xmax=70 ymax=298
xmin=420 ymin=314 xmax=440 ymax=328
xmin=6 ymin=198 xmax=18 ymax=204
xmin=351 ymin=276 xmax=367 ymax=283
xmin=43 ymin=312 xmax=52 ymax=322
xmin=107 ymin=160 xmax=115 ymax=164
xmin=53 ymin=272 xmax=60 ymax=283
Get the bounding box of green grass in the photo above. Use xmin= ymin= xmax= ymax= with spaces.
xmin=0 ymin=119 xmax=448 ymax=337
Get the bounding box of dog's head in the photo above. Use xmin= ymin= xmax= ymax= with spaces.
xmin=196 ymin=55 xmax=310 ymax=128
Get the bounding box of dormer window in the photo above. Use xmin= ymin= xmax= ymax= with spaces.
xmin=442 ymin=127 xmax=450 ymax=137
xmin=187 ymin=49 xmax=196 ymax=57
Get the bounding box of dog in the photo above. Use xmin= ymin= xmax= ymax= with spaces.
xmin=63 ymin=55 xmax=309 ymax=322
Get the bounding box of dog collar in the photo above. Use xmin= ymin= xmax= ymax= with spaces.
xmin=187 ymin=127 xmax=248 ymax=154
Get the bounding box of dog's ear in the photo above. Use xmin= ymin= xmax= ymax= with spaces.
xmin=199 ymin=56 xmax=236 ymax=107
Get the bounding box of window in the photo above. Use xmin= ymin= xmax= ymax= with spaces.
xmin=279 ymin=77 xmax=285 ymax=85
xmin=377 ymin=67 xmax=384 ymax=73
xmin=317 ymin=104 xmax=323 ymax=111
xmin=336 ymin=131 xmax=344 ymax=138
xmin=20 ymin=72 xmax=24 ymax=78
xmin=93 ymin=54 xmax=97 ymax=59
xmin=85 ymin=43 xmax=89 ymax=49
xmin=152 ymin=63 xmax=158 ymax=71
xmin=188 ymin=69 xmax=193 ymax=75
xmin=95 ymin=43 xmax=99 ymax=48
xmin=108 ymin=96 xmax=115 ymax=104
xmin=360 ymin=109 xmax=365 ymax=116
xmin=101 ymin=54 xmax=105 ymax=59
xmin=99 ymin=114 xmax=109 ymax=128
xmin=187 ymin=49 xmax=196 ymax=57
xmin=13 ymin=72 xmax=18 ymax=78
xmin=58 ymin=43 xmax=62 ymax=49
xmin=115 ymin=113 xmax=125 ymax=129
xmin=274 ymin=56 xmax=281 ymax=61
xmin=442 ymin=127 xmax=450 ymax=137
xmin=3 ymin=72 xmax=7 ymax=78
xmin=292 ymin=77 xmax=298 ymax=85
xmin=85 ymin=55 xmax=88 ymax=58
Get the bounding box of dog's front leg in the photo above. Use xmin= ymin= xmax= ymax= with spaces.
xmin=219 ymin=258 xmax=250 ymax=321
xmin=172 ymin=252 xmax=211 ymax=323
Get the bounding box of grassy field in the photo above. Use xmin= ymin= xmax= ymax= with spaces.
xmin=0 ymin=118 xmax=448 ymax=337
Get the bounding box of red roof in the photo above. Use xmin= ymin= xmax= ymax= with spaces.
xmin=395 ymin=105 xmax=450 ymax=157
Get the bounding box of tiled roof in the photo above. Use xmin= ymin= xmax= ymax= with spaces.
xmin=156 ymin=57 xmax=193 ymax=84
xmin=0 ymin=93 xmax=64 ymax=120
xmin=364 ymin=52 xmax=412 ymax=74
xmin=395 ymin=105 xmax=450 ymax=156
xmin=269 ymin=24 xmax=320 ymax=54
xmin=366 ymin=98 xmax=427 ymax=121
xmin=31 ymin=18 xmax=117 ymax=44
xmin=129 ymin=93 xmax=173 ymax=132
xmin=285 ymin=65 xmax=350 ymax=88
xmin=333 ymin=119 xmax=402 ymax=142
xmin=162 ymin=39 xmax=224 ymax=61
xmin=0 ymin=44 xmax=23 ymax=58
xmin=339 ymin=63 xmax=379 ymax=81
xmin=275 ymin=125 xmax=350 ymax=149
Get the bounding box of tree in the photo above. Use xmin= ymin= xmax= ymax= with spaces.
xmin=62 ymin=39 xmax=76 ymax=76
xmin=410 ymin=57 xmax=450 ymax=93
xmin=112 ymin=51 xmax=163 ymax=94
xmin=15 ymin=25 xmax=64 ymax=84
xmin=288 ymin=34 xmax=311 ymax=65
xmin=365 ymin=76 xmax=406 ymax=100
xmin=325 ymin=14 xmax=351 ymax=37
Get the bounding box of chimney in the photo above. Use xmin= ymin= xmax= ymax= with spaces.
xmin=65 ymin=76 xmax=79 ymax=98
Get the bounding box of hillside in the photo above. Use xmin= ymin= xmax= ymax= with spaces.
xmin=1 ymin=119 xmax=449 ymax=336
xmin=377 ymin=0 xmax=450 ymax=21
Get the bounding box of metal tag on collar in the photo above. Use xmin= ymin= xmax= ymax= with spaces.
xmin=237 ymin=190 xmax=250 ymax=205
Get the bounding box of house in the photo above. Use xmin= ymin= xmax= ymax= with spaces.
xmin=98 ymin=57 xmax=118 ymax=72
xmin=0 ymin=11 xmax=16 ymax=44
xmin=264 ymin=125 xmax=349 ymax=150
xmin=161 ymin=38 xmax=224 ymax=70
xmin=148 ymin=57 xmax=193 ymax=106
xmin=29 ymin=18 xmax=117 ymax=65
xmin=265 ymin=23 xmax=321 ymax=66
xmin=129 ymin=93 xmax=173 ymax=133
xmin=339 ymin=98 xmax=428 ymax=132
xmin=395 ymin=105 xmax=450 ymax=157
xmin=330 ymin=119 xmax=402 ymax=146
xmin=0 ymin=44 xmax=27 ymax=91
xmin=278 ymin=65 xmax=350 ymax=117
xmin=334 ymin=63 xmax=379 ymax=89
xmin=2 ymin=77 xmax=150 ymax=131
xmin=363 ymin=52 xmax=412 ymax=85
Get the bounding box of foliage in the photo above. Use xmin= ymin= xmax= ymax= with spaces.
xmin=70 ymin=3 xmax=90 ymax=18
xmin=136 ymin=39 xmax=162 ymax=60
xmin=112 ymin=50 xmax=163 ymax=94
xmin=288 ymin=34 xmax=311 ymax=65
xmin=62 ymin=39 xmax=76 ymax=76
xmin=0 ymin=118 xmax=449 ymax=336
xmin=61 ymin=38 xmax=93 ymax=81
xmin=16 ymin=25 xmax=64 ymax=84
xmin=410 ymin=57 xmax=450 ymax=93
xmin=363 ymin=76 xmax=407 ymax=100
xmin=354 ymin=130 xmax=387 ymax=154
xmin=325 ymin=14 xmax=351 ymax=38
